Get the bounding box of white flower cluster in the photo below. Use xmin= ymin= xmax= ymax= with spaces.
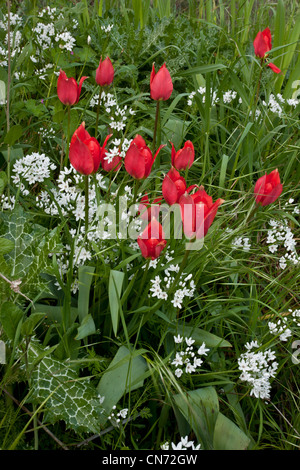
xmin=148 ymin=250 xmax=196 ymax=308
xmin=232 ymin=236 xmax=251 ymax=252
xmin=268 ymin=309 xmax=300 ymax=342
xmin=266 ymin=219 xmax=299 ymax=269
xmin=36 ymin=165 xmax=106 ymax=222
xmin=108 ymin=405 xmax=129 ymax=425
xmin=262 ymin=93 xmax=299 ymax=118
xmin=101 ymin=24 xmax=114 ymax=33
xmin=187 ymin=87 xmax=237 ymax=107
xmin=0 ymin=12 xmax=23 ymax=29
xmin=237 ymin=341 xmax=278 ymax=400
xmin=161 ymin=436 xmax=201 ymax=450
xmin=11 ymin=152 xmax=56 ymax=186
xmin=170 ymin=336 xmax=209 ymax=378
xmin=104 ymin=137 xmax=132 ymax=165
xmin=90 ymin=91 xmax=136 ymax=133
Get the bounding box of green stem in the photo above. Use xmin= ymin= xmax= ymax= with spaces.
xmin=95 ymin=86 xmax=103 ymax=138
xmin=152 ymin=100 xmax=161 ymax=156
xmin=64 ymin=105 xmax=71 ymax=168
xmin=254 ymin=58 xmax=264 ymax=107
xmin=135 ymin=259 xmax=151 ymax=309
xmin=85 ymin=174 xmax=89 ymax=235
xmin=6 ymin=0 xmax=11 ymax=200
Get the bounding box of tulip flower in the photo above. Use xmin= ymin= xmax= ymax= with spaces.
xmin=254 ymin=169 xmax=283 ymax=206
xmin=95 ymin=56 xmax=114 ymax=87
xmin=138 ymin=193 xmax=163 ymax=221
xmin=162 ymin=168 xmax=187 ymax=206
xmin=69 ymin=122 xmax=102 ymax=175
xmin=57 ymin=70 xmax=88 ymax=106
xmin=150 ymin=63 xmax=173 ymax=101
xmin=179 ymin=186 xmax=224 ymax=239
xmin=124 ymin=134 xmax=165 ymax=180
xmin=171 ymin=140 xmax=194 ymax=171
xmin=253 ymin=28 xmax=281 ymax=74
xmin=137 ymin=217 xmax=167 ymax=260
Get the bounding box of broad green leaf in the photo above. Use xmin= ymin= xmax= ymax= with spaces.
xmin=78 ymin=265 xmax=95 ymax=322
xmin=109 ymin=270 xmax=125 ymax=336
xmin=21 ymin=312 xmax=46 ymax=337
xmin=170 ymin=324 xmax=231 ymax=348
xmin=97 ymin=345 xmax=147 ymax=425
xmin=25 ymin=340 xmax=104 ymax=434
xmin=213 ymin=412 xmax=250 ymax=450
xmin=4 ymin=124 xmax=23 ymax=146
xmin=173 ymin=386 xmax=219 ymax=450
xmin=0 ymin=171 xmax=7 ymax=195
xmin=75 ymin=314 xmax=96 ymax=341
xmin=0 ymin=301 xmax=23 ymax=341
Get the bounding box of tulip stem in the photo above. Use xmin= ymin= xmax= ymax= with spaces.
xmin=254 ymin=58 xmax=264 ymax=106
xmin=63 ymin=105 xmax=71 ymax=169
xmin=95 ymin=86 xmax=103 ymax=138
xmin=152 ymin=100 xmax=161 ymax=157
xmin=85 ymin=174 xmax=89 ymax=235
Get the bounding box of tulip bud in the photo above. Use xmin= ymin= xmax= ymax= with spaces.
xmin=179 ymin=186 xmax=224 ymax=239
xmin=150 ymin=63 xmax=173 ymax=101
xmin=124 ymin=134 xmax=165 ymax=179
xmin=253 ymin=28 xmax=281 ymax=74
xmin=137 ymin=218 xmax=167 ymax=260
xmin=254 ymin=169 xmax=283 ymax=206
xmin=57 ymin=70 xmax=88 ymax=106
xmin=96 ymin=56 xmax=114 ymax=87
xmin=171 ymin=141 xmax=194 ymax=171
xmin=69 ymin=123 xmax=101 ymax=175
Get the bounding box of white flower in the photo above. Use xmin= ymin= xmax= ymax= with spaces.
xmin=174 ymin=334 xmax=183 ymax=344
xmin=198 ymin=343 xmax=210 ymax=356
xmin=185 ymin=337 xmax=195 ymax=347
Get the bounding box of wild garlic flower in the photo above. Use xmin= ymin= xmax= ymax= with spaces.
xmin=161 ymin=436 xmax=201 ymax=450
xmin=237 ymin=342 xmax=278 ymax=400
xmin=170 ymin=336 xmax=209 ymax=378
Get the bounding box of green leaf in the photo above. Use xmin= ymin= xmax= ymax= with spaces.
xmin=75 ymin=314 xmax=96 ymax=341
xmin=109 ymin=270 xmax=125 ymax=336
xmin=0 ymin=171 xmax=7 ymax=195
xmin=0 ymin=237 xmax=14 ymax=255
xmin=21 ymin=312 xmax=46 ymax=337
xmin=97 ymin=345 xmax=147 ymax=425
xmin=173 ymin=386 xmax=219 ymax=450
xmin=213 ymin=412 xmax=250 ymax=450
xmin=4 ymin=124 xmax=23 ymax=146
xmin=78 ymin=265 xmax=95 ymax=323
xmin=170 ymin=324 xmax=231 ymax=348
xmin=0 ymin=301 xmax=24 ymax=341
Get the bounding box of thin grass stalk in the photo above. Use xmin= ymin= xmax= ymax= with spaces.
xmin=6 ymin=0 xmax=11 ymax=200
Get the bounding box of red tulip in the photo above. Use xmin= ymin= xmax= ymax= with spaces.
xmin=137 ymin=218 xmax=167 ymax=260
xmin=171 ymin=140 xmax=194 ymax=170
xmin=179 ymin=186 xmax=224 ymax=239
xmin=138 ymin=193 xmax=163 ymax=221
xmin=150 ymin=63 xmax=173 ymax=101
xmin=57 ymin=70 xmax=88 ymax=106
xmin=96 ymin=56 xmax=114 ymax=87
xmin=162 ymin=168 xmax=187 ymax=205
xmin=69 ymin=122 xmax=102 ymax=175
xmin=124 ymin=134 xmax=165 ymax=179
xmin=254 ymin=169 xmax=283 ymax=206
xmin=253 ymin=28 xmax=281 ymax=74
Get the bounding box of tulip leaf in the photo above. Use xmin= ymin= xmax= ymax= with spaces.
xmin=97 ymin=345 xmax=148 ymax=425
xmin=109 ymin=269 xmax=125 ymax=336
xmin=213 ymin=412 xmax=250 ymax=450
xmin=0 ymin=171 xmax=7 ymax=195
xmin=75 ymin=314 xmax=96 ymax=341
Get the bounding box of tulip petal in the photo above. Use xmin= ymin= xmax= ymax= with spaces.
xmin=69 ymin=137 xmax=94 ymax=175
xmin=162 ymin=174 xmax=178 ymax=205
xmin=267 ymin=62 xmax=281 ymax=74
xmin=77 ymin=76 xmax=89 ymax=102
xmin=260 ymin=184 xmax=283 ymax=206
